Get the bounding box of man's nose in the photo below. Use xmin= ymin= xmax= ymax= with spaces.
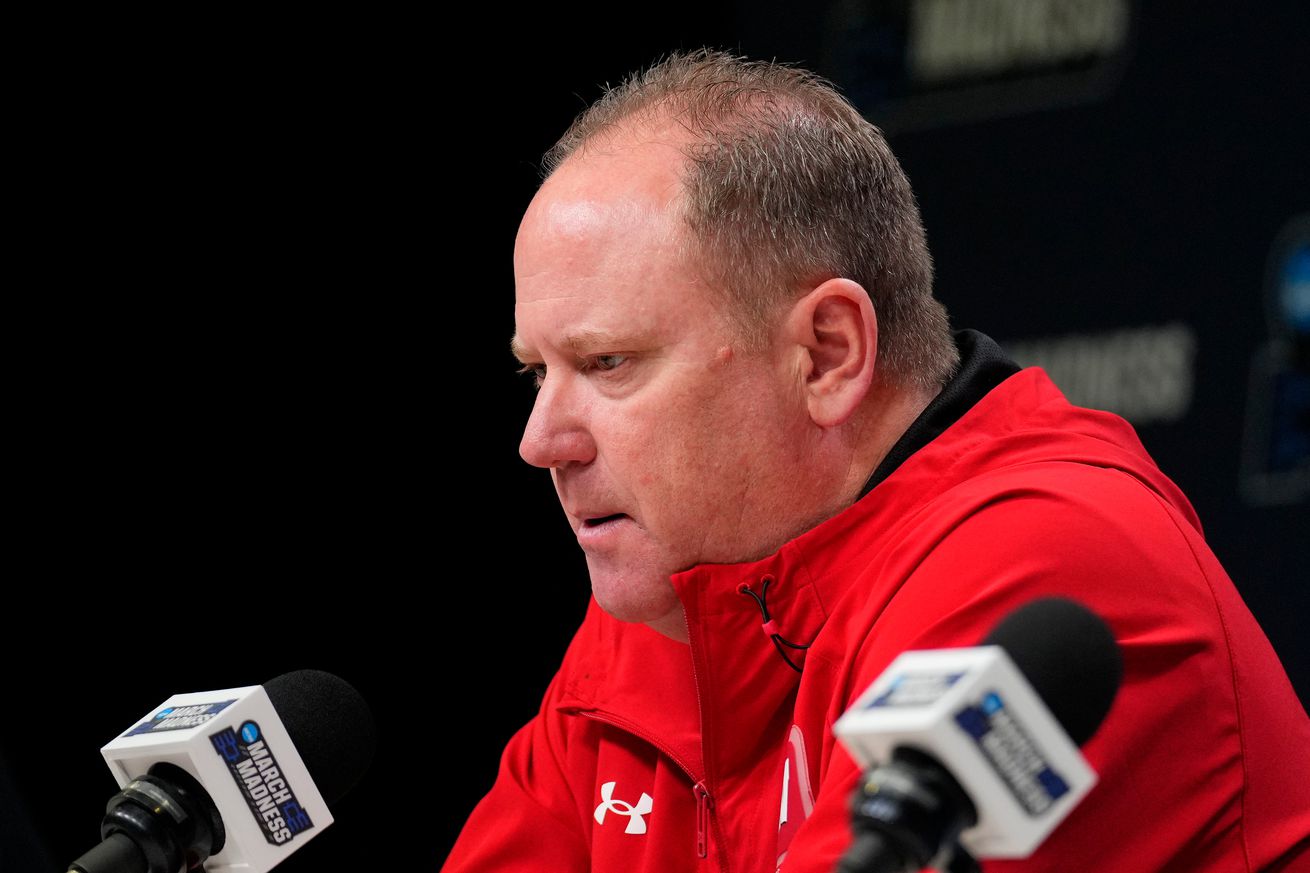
xmin=519 ymin=374 xmax=597 ymax=469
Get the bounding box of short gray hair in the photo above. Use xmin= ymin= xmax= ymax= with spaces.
xmin=543 ymin=48 xmax=958 ymax=391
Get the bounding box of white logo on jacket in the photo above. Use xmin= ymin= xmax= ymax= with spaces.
xmin=594 ymin=781 xmax=654 ymax=834
xmin=776 ymin=725 xmax=816 ymax=869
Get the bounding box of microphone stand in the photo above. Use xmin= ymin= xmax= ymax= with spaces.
xmin=836 ymin=750 xmax=979 ymax=873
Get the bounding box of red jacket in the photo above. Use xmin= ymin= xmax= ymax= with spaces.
xmin=445 ymin=366 xmax=1310 ymax=873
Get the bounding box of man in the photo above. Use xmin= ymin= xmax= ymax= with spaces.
xmin=446 ymin=50 xmax=1310 ymax=872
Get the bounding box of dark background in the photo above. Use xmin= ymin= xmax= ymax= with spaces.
xmin=5 ymin=4 xmax=1306 ymax=872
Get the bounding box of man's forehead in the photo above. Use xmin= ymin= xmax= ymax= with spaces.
xmin=526 ymin=197 xmax=671 ymax=241
xmin=514 ymin=155 xmax=691 ymax=285
xmin=510 ymin=126 xmax=717 ymax=361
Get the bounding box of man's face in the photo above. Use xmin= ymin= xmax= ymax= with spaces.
xmin=512 ymin=135 xmax=810 ymax=637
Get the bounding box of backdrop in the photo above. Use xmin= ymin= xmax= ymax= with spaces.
xmin=6 ymin=4 xmax=1305 ymax=871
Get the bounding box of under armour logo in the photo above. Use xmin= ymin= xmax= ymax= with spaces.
xmin=593 ymin=781 xmax=654 ymax=834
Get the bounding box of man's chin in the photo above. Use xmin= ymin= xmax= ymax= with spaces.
xmin=589 ymin=572 xmax=683 ymax=634
xmin=591 ymin=588 xmax=680 ymax=625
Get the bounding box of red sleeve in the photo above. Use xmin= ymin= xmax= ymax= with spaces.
xmin=442 ymin=669 xmax=590 ymax=872
xmin=780 ymin=469 xmax=1310 ymax=872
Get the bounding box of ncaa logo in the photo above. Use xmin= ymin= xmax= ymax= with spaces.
xmin=594 ymin=781 xmax=653 ymax=834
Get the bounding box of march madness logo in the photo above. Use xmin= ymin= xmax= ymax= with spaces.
xmin=820 ymin=0 xmax=1134 ymax=132
xmin=125 ymin=701 xmax=237 ymax=736
xmin=955 ymin=690 xmax=1069 ymax=815
xmin=211 ymin=720 xmax=314 ymax=845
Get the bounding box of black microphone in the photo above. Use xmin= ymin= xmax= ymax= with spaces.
xmin=834 ymin=597 xmax=1123 ymax=873
xmin=69 ymin=669 xmax=375 ymax=873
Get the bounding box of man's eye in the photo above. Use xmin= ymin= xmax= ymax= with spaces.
xmin=592 ymin=354 xmax=627 ymax=372
xmin=517 ymin=364 xmax=546 ymax=389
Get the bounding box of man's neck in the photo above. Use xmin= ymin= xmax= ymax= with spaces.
xmin=836 ymin=380 xmax=940 ymax=510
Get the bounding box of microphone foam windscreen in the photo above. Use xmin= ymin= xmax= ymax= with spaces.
xmin=983 ymin=598 xmax=1123 ymax=746
xmin=264 ymin=670 xmax=377 ymax=806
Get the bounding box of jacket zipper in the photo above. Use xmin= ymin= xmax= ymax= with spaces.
xmin=693 ymin=780 xmax=712 ymax=858
xmin=567 ymin=605 xmax=724 ymax=869
xmin=685 ymin=609 xmax=728 ymax=872
xmin=574 ymin=708 xmax=714 ymax=863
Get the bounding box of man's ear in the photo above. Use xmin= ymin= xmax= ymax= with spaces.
xmin=781 ymin=278 xmax=878 ymax=428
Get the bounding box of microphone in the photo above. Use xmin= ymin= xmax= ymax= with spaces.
xmin=832 ymin=598 xmax=1122 ymax=872
xmin=68 ymin=669 xmax=376 ymax=873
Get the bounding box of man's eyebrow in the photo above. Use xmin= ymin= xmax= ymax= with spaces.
xmin=509 ymin=334 xmax=534 ymax=363
xmin=510 ymin=329 xmax=652 ymax=363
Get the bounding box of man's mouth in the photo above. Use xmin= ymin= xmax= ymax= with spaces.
xmin=576 ymin=513 xmax=633 ymax=548
xmin=584 ymin=514 xmax=629 ymax=527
